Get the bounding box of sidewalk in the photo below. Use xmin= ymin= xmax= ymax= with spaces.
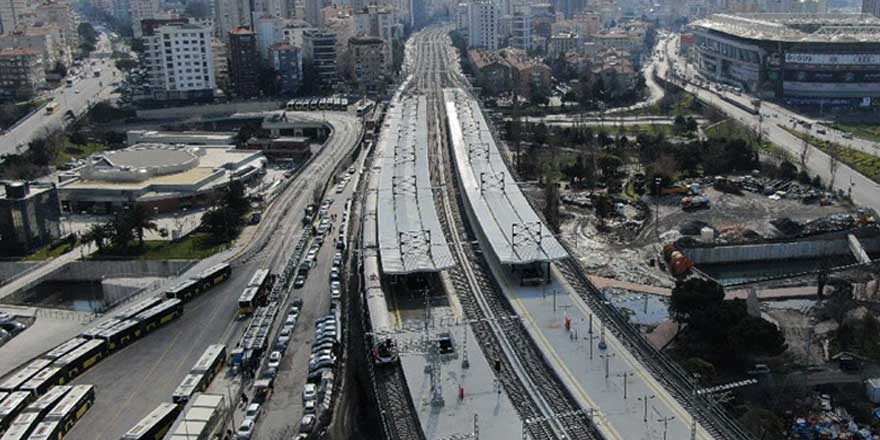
xmin=589 ymin=275 xmax=819 ymax=300
xmin=0 ymin=244 xmax=92 ymax=302
xmin=0 ymin=305 xmax=91 ymax=377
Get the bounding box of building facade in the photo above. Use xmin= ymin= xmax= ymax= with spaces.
xmin=0 ymin=48 xmax=44 ymax=99
xmin=0 ymin=182 xmax=61 ymax=255
xmin=467 ymin=0 xmax=497 ymax=50
xmin=691 ymin=13 xmax=880 ymax=105
xmin=348 ymin=35 xmax=389 ymax=95
xmin=228 ymin=26 xmax=259 ymax=97
xmin=141 ymin=21 xmax=216 ymax=101
xmin=269 ymin=42 xmax=302 ymax=94
xmin=304 ymin=29 xmax=337 ymax=85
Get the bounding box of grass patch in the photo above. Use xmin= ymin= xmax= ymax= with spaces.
xmin=94 ymin=233 xmax=228 ymax=260
xmin=783 ymin=127 xmax=880 ymax=183
xmin=831 ymin=123 xmax=880 ymax=143
xmin=53 ymin=140 xmax=109 ymax=168
xmin=19 ymin=239 xmax=79 ymax=261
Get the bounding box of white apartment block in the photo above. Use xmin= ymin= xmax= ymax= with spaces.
xmin=131 ymin=0 xmax=160 ymax=37
xmin=142 ymin=22 xmax=216 ymax=100
xmin=468 ymin=0 xmax=497 ymax=50
xmin=355 ymin=4 xmax=397 ymax=42
xmin=510 ymin=10 xmax=530 ymax=50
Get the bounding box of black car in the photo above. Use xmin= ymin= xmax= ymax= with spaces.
xmin=294 ymin=275 xmax=306 ymax=289
xmin=0 ymin=321 xmax=26 ymax=334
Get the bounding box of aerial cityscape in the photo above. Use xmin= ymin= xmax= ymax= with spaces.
xmin=1 ymin=0 xmax=880 ymax=438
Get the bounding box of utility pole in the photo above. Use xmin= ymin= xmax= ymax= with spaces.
xmin=600 ymin=353 xmax=615 ymax=379
xmin=658 ymin=415 xmax=675 ymax=440
xmin=617 ymin=372 xmax=634 ymax=399
xmin=638 ymin=395 xmax=655 ymax=423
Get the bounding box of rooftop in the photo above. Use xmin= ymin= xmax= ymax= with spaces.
xmin=691 ymin=13 xmax=880 ymax=43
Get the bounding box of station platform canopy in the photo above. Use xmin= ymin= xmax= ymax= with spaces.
xmin=443 ymin=88 xmax=567 ymax=265
xmin=376 ymin=95 xmax=455 ymax=274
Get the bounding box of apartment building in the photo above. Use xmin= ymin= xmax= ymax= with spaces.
xmin=0 ymin=48 xmax=44 ymax=99
xmin=141 ymin=21 xmax=215 ymax=101
xmin=228 ymin=26 xmax=259 ymax=97
xmin=468 ymin=0 xmax=497 ymax=50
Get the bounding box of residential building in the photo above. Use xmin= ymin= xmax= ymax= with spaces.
xmin=324 ymin=7 xmax=354 ymax=77
xmin=573 ymin=12 xmax=600 ymax=35
xmin=467 ymin=48 xmax=512 ymax=94
xmin=348 ymin=35 xmax=389 ymax=94
xmin=591 ymin=48 xmax=636 ymax=93
xmin=355 ymin=4 xmax=398 ymax=41
xmin=510 ymin=11 xmax=530 ymax=51
xmin=303 ymin=29 xmax=337 ymax=85
xmin=0 ymin=182 xmax=61 ymax=255
xmin=33 ymin=0 xmax=78 ymax=50
xmin=280 ymin=19 xmax=313 ymax=47
xmin=0 ymin=47 xmax=44 ymax=99
xmin=213 ymin=0 xmax=250 ymax=40
xmin=269 ymin=42 xmax=302 ymax=93
xmin=141 ymin=21 xmax=215 ymax=101
xmin=865 ymin=0 xmax=880 ymax=16
xmin=467 ymin=0 xmax=497 ymax=50
xmin=211 ymin=38 xmax=228 ymax=89
xmin=228 ymin=26 xmax=259 ymax=97
xmin=548 ymin=31 xmax=579 ymax=57
xmin=0 ymin=0 xmax=30 ymax=34
xmin=455 ymin=2 xmax=468 ymax=33
xmin=0 ymin=24 xmax=67 ymax=71
xmin=131 ymin=0 xmax=160 ymax=37
xmin=303 ymin=0 xmax=320 ymax=27
xmin=255 ymin=15 xmax=285 ymax=60
xmin=499 ymin=48 xmax=551 ymax=98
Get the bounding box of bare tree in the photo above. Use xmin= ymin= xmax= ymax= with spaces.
xmin=799 ymin=137 xmax=810 ymax=169
xmin=827 ymin=141 xmax=839 ymax=191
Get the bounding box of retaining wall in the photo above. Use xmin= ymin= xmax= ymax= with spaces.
xmin=48 ymin=260 xmax=194 ymax=281
xmin=681 ymin=237 xmax=880 ymax=265
xmin=0 ymin=262 xmax=41 ymax=283
xmin=136 ymin=100 xmax=284 ymax=120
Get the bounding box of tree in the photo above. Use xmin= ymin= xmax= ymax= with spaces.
xmin=82 ymin=223 xmax=110 ymax=252
xmin=596 ymin=153 xmax=623 ymax=178
xmin=78 ymin=23 xmax=98 ymax=56
xmin=126 ymin=204 xmax=158 ymax=248
xmin=109 ymin=212 xmax=135 ymax=254
xmin=730 ymin=315 xmax=788 ymax=357
xmin=594 ymin=194 xmax=615 ymax=218
xmin=257 ymin=63 xmax=281 ymax=97
xmin=669 ymin=278 xmax=725 ymax=324
xmin=543 ymin=181 xmax=560 ymax=233
xmin=779 ymin=161 xmax=798 ymax=180
xmin=28 ymin=131 xmax=64 ymax=166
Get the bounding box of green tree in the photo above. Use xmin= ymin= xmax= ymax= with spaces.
xmin=669 ymin=278 xmax=725 ymax=324
xmin=596 ymin=153 xmax=623 ymax=178
xmin=81 ymin=223 xmax=110 ymax=252
xmin=109 ymin=212 xmax=134 ymax=254
xmin=126 ymin=205 xmax=158 ymax=248
xmin=78 ymin=23 xmax=98 ymax=56
xmin=543 ymin=181 xmax=560 ymax=233
xmin=257 ymin=63 xmax=281 ymax=97
xmin=779 ymin=160 xmax=798 ymax=180
xmin=730 ymin=315 xmax=788 ymax=357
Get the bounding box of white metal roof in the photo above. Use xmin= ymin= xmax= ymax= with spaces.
xmin=376 ymin=95 xmax=455 ymax=274
xmin=443 ymin=89 xmax=567 ymax=265
xmin=691 ymin=13 xmax=880 ymax=43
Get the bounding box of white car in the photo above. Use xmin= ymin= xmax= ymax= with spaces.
xmin=278 ymin=326 xmax=294 ymax=345
xmin=285 ymin=314 xmax=297 ymax=325
xmin=303 ymin=399 xmax=317 ymax=414
xmin=245 ymin=402 xmax=261 ymax=420
xmin=299 ymin=414 xmax=316 ymax=433
xmin=330 ymin=281 xmax=341 ymax=299
xmin=303 ymin=383 xmax=317 ymax=402
xmin=268 ymin=351 xmax=282 ymax=369
xmin=237 ymin=419 xmax=255 ymax=439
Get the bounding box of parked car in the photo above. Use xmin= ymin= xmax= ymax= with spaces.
xmin=300 ymin=414 xmax=316 ymax=433
xmin=303 ymin=383 xmax=317 ymax=402
xmin=237 ymin=419 xmax=255 ymax=439
xmin=0 ymin=321 xmax=26 ymax=334
xmin=245 ymin=403 xmax=262 ymax=421
xmin=268 ymin=351 xmax=282 ymax=369
xmin=278 ymin=326 xmax=294 ymax=346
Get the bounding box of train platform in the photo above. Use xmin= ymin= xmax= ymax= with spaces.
xmin=485 ymin=260 xmax=715 ymax=440
xmin=395 ymin=304 xmax=522 ymax=440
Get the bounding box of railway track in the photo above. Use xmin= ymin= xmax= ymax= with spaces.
xmin=414 ymin=28 xmax=603 ymax=440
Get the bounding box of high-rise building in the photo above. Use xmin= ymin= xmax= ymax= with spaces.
xmin=355 ymin=4 xmax=397 ymax=42
xmin=211 ymin=38 xmax=229 ymax=89
xmin=467 ymin=0 xmax=497 ymax=50
xmin=303 ymin=0 xmax=320 ymax=27
xmin=141 ymin=21 xmax=216 ymax=101
xmin=228 ymin=26 xmax=260 ymax=97
xmin=865 ymin=0 xmax=880 ymax=16
xmin=348 ymin=35 xmax=389 ymax=94
xmin=214 ymin=0 xmax=251 ymax=40
xmin=510 ymin=11 xmax=530 ymax=50
xmin=0 ymin=182 xmax=61 ymax=255
xmin=303 ymin=29 xmax=337 ymax=85
xmin=131 ymin=0 xmax=160 ymax=38
xmin=269 ymin=42 xmax=302 ymax=93
xmin=0 ymin=48 xmax=44 ymax=99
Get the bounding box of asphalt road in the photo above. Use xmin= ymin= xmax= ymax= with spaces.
xmin=253 ymin=147 xmax=368 ymax=439
xmin=64 ymin=111 xmax=362 ymax=440
xmin=1 ymin=33 xmax=118 ymax=155
xmin=661 ymin=34 xmax=880 ymax=214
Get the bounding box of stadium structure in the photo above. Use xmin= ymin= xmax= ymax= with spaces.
xmin=690 ymin=13 xmax=880 ymax=106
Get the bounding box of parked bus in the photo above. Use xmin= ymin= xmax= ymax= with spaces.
xmin=191 ymin=345 xmax=226 ymax=384
xmin=19 ymin=366 xmax=64 ymax=396
xmin=0 ymin=412 xmax=40 ymax=440
xmin=196 ymin=263 xmax=231 ymax=291
xmin=53 ymin=339 xmax=106 ymax=382
xmin=21 ymin=420 xmax=61 ymax=440
xmin=115 ymin=296 xmax=164 ymax=320
xmin=171 ymin=373 xmax=206 ymax=405
xmin=44 ymin=384 xmax=94 ymax=435
xmin=238 ymin=287 xmax=261 ymax=317
xmin=121 ymin=402 xmax=180 ymax=440
xmin=80 ymin=318 xmax=121 ymax=339
xmin=44 ymin=102 xmax=59 ymax=115
xmin=286 ymin=100 xmax=298 ymax=111
xmin=164 ymin=279 xmax=201 ymax=302
xmin=0 ymin=359 xmax=51 ymax=392
xmin=248 ymin=269 xmax=273 ymax=296
xmin=94 ymin=319 xmax=142 ymax=351
xmin=23 ymin=385 xmax=71 ymax=419
xmin=308 ymin=98 xmax=319 ymax=110
xmin=0 ymin=392 xmax=32 ymax=432
xmin=133 ymin=299 xmax=182 ymax=333
xmin=42 ymin=338 xmax=87 ymax=361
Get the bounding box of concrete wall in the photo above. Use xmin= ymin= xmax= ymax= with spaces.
xmin=102 ymin=277 xmax=164 ymax=308
xmin=682 ymin=237 xmax=880 ymax=265
xmin=48 ymin=260 xmax=195 ymax=281
xmin=136 ymin=100 xmax=285 ymax=120
xmin=0 ymin=262 xmax=41 ymax=283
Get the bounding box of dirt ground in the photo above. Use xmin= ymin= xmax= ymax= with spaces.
xmin=560 ymin=187 xmax=855 ymax=288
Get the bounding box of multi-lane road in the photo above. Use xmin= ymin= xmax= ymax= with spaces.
xmin=1 ymin=33 xmax=118 ymax=156
xmin=65 ymin=111 xmax=361 ymax=440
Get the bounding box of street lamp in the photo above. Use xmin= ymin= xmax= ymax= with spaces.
xmin=657 ymin=415 xmax=675 ymax=440
xmin=638 ymin=394 xmax=655 ymax=423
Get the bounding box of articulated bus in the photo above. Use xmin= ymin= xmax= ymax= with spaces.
xmin=121 ymin=402 xmax=180 ymax=440
xmin=21 ymin=419 xmax=61 ymax=440
xmin=191 ymin=345 xmax=226 ymax=383
xmin=171 ymin=373 xmax=206 ymax=405
xmin=0 ymin=392 xmax=32 ymax=433
xmin=80 ymin=319 xmax=121 ymax=339
xmin=115 ymin=296 xmax=164 ymax=320
xmin=247 ymin=269 xmax=272 ymax=295
xmin=23 ymin=385 xmax=71 ymax=419
xmin=164 ymin=279 xmax=201 ymax=302
xmin=0 ymin=411 xmax=40 ymax=440
xmin=19 ymin=366 xmax=64 ymax=396
xmin=42 ymin=338 xmax=87 ymax=361
xmin=238 ymin=287 xmax=261 ymax=317
xmin=52 ymin=339 xmax=106 ymax=382
xmin=94 ymin=319 xmax=142 ymax=352
xmin=134 ymin=299 xmax=183 ymax=333
xmin=0 ymin=359 xmax=51 ymax=392
xmin=197 ymin=263 xmax=231 ymax=291
xmin=286 ymin=100 xmax=298 ymax=111
xmin=44 ymin=384 xmax=94 ymax=435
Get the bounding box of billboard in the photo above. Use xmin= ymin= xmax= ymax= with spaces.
xmin=785 ymin=53 xmax=880 ymax=65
